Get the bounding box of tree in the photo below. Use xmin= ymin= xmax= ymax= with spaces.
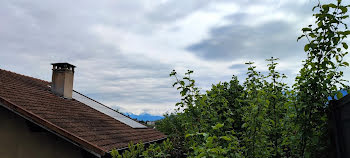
xmin=111 ymin=0 xmax=350 ymax=157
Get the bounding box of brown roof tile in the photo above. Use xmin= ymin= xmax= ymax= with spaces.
xmin=0 ymin=69 xmax=166 ymax=156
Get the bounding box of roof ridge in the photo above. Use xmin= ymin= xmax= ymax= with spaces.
xmin=0 ymin=68 xmax=50 ymax=84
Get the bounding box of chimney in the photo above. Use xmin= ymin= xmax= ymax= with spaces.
xmin=51 ymin=63 xmax=76 ymax=99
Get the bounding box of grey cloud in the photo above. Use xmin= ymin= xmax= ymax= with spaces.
xmin=2 ymin=0 xmax=348 ymax=115
xmin=187 ymin=20 xmax=307 ymax=61
xmin=185 ymin=0 xmax=316 ymax=61
xmin=145 ymin=0 xmax=277 ymax=23
xmin=85 ymin=89 xmax=178 ymax=105
xmin=0 ymin=0 xmax=179 ymax=115
xmin=229 ymin=63 xmax=247 ymax=70
xmin=147 ymin=0 xmax=213 ymax=22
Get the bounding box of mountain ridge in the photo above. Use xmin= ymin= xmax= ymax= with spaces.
xmin=124 ymin=112 xmax=164 ymax=121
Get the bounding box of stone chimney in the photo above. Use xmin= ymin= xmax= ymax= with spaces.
xmin=51 ymin=63 xmax=76 ymax=99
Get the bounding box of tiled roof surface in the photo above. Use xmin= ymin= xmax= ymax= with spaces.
xmin=0 ymin=69 xmax=166 ymax=156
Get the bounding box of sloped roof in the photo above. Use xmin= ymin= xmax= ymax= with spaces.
xmin=0 ymin=68 xmax=166 ymax=157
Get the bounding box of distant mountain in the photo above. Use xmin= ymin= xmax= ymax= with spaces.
xmin=124 ymin=113 xmax=164 ymax=121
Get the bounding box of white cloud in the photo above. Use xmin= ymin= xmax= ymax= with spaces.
xmin=1 ymin=0 xmax=348 ymax=116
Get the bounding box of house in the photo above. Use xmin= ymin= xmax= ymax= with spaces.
xmin=0 ymin=63 xmax=166 ymax=158
xmin=329 ymin=93 xmax=350 ymax=157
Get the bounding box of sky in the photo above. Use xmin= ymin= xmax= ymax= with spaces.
xmin=1 ymin=0 xmax=349 ymax=116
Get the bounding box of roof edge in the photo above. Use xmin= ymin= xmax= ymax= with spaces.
xmin=0 ymin=96 xmax=107 ymax=157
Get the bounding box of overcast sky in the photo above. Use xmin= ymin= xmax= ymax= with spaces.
xmin=1 ymin=0 xmax=349 ymax=115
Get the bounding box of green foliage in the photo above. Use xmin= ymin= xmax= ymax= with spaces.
xmin=111 ymin=0 xmax=349 ymax=157
xmin=155 ymin=113 xmax=188 ymax=157
xmin=111 ymin=139 xmax=173 ymax=158
xmin=239 ymin=58 xmax=290 ymax=157
xmin=293 ymin=0 xmax=350 ymax=157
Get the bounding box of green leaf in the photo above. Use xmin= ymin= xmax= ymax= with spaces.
xmin=342 ymin=42 xmax=349 ymax=49
xmin=242 ymin=123 xmax=247 ymax=128
xmin=297 ymin=35 xmax=305 ymax=41
xmin=336 ymin=55 xmax=340 ymax=62
xmin=180 ymin=81 xmax=185 ymax=86
xmin=343 ymin=62 xmax=349 ymax=66
xmin=110 ymin=149 xmax=119 ymax=157
xmin=309 ymin=33 xmax=317 ymax=38
xmin=329 ymin=3 xmax=337 ymax=8
xmin=304 ymin=44 xmax=310 ymax=51
xmin=337 ymin=91 xmax=343 ymax=99
xmin=344 ymin=30 xmax=350 ymax=35
xmin=185 ymin=134 xmax=194 ymax=138
xmin=340 ymin=6 xmax=348 ymax=13
xmin=341 ymin=15 xmax=350 ymax=19
xmin=302 ymin=28 xmax=312 ymax=32
xmin=220 ymin=136 xmax=232 ymax=141
xmin=212 ymin=123 xmax=224 ymax=130
xmin=322 ymin=5 xmax=329 ymax=12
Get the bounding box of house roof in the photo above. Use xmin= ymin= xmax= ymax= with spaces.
xmin=0 ymin=68 xmax=166 ymax=157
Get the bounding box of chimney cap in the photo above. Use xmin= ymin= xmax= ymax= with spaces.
xmin=51 ymin=63 xmax=76 ymax=72
xmin=51 ymin=62 xmax=76 ymax=68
